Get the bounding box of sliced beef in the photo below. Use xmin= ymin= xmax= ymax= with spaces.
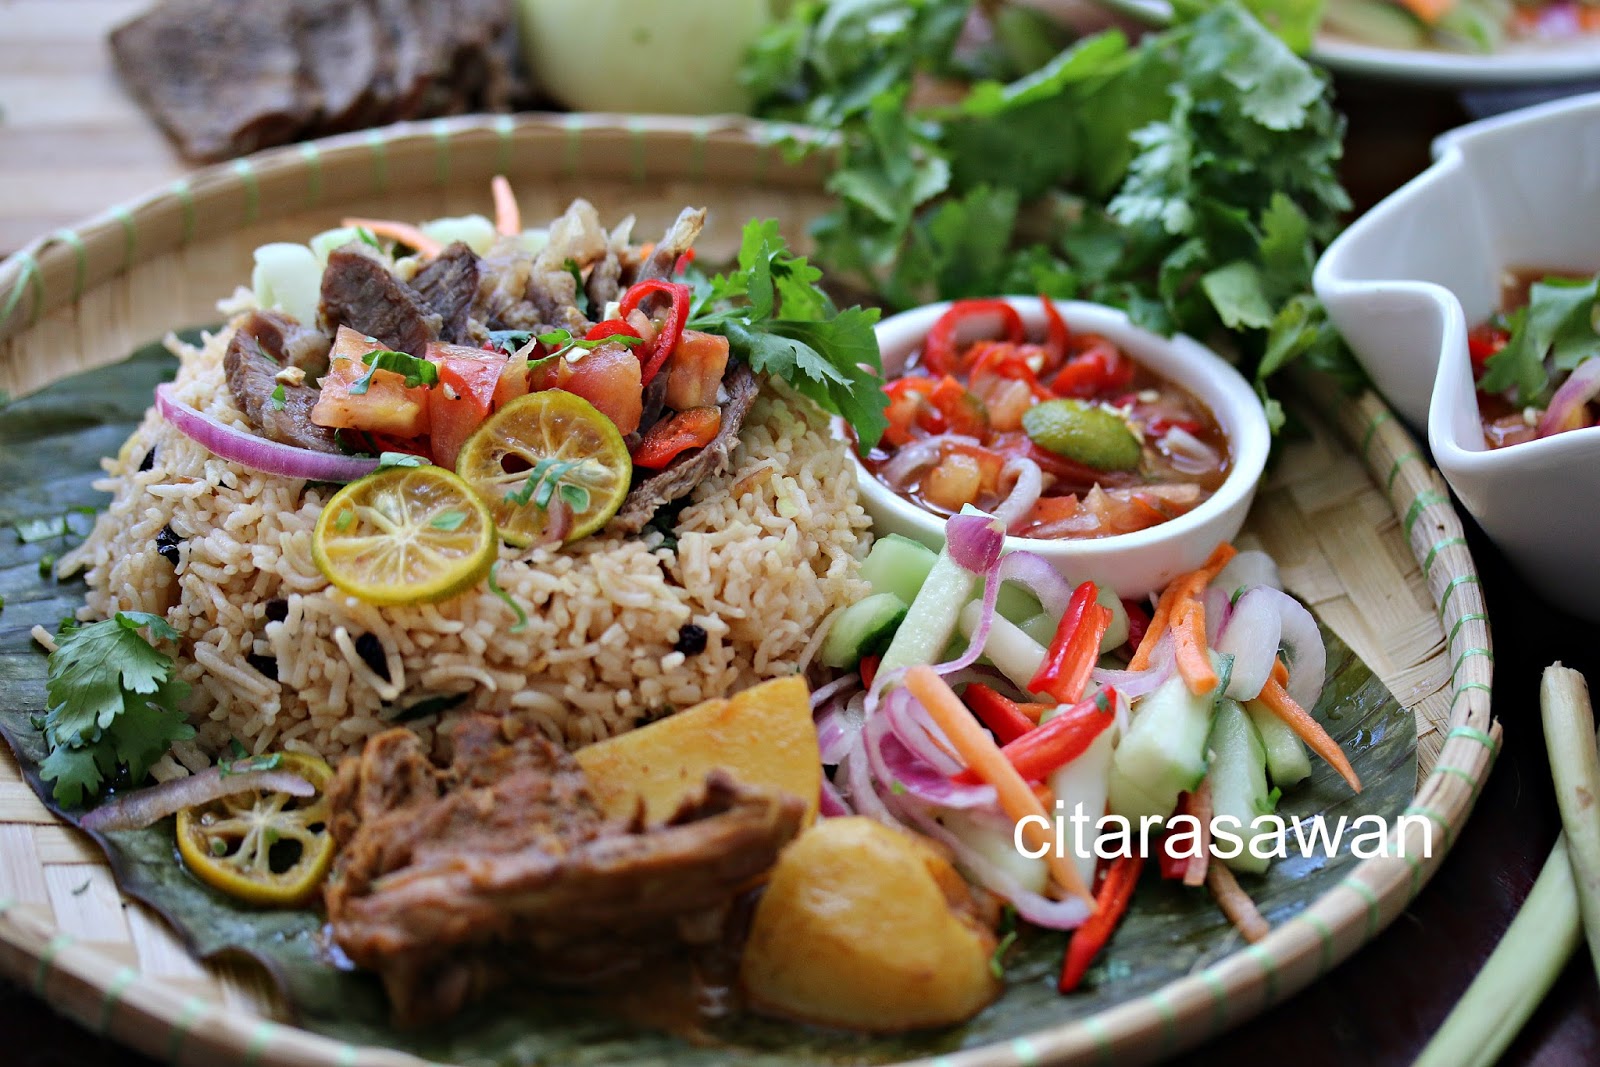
xmin=320 ymin=245 xmax=442 ymax=356
xmin=244 ymin=308 xmax=332 ymax=377
xmin=611 ymin=363 xmax=761 ymax=535
xmin=324 ymin=715 xmax=803 ymax=1027
xmin=109 ymin=0 xmax=318 ymax=163
xmin=294 ymin=0 xmax=383 ymax=133
xmin=411 ymin=242 xmax=481 ymax=344
xmin=223 ymin=312 xmax=341 ymax=454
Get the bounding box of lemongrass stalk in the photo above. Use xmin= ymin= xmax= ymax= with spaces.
xmin=1412 ymin=835 xmax=1580 ymax=1067
xmin=1541 ymin=663 xmax=1600 ymax=974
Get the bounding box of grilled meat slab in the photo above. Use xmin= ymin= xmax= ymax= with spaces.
xmin=324 ymin=716 xmax=804 ymax=1026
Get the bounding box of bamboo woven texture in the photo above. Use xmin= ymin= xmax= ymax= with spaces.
xmin=0 ymin=114 xmax=1499 ymax=1067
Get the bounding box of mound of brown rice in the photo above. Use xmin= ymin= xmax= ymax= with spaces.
xmin=62 ymin=322 xmax=871 ymax=771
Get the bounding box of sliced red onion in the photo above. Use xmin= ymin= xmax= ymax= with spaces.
xmin=1201 ymin=585 xmax=1232 ymax=646
xmin=155 ymin=384 xmax=381 ymax=483
xmin=841 ymin=738 xmax=908 ymax=831
xmin=992 ymin=457 xmax=1043 ymax=534
xmin=883 ymin=686 xmax=963 ymax=775
xmin=1537 ymin=358 xmax=1600 ymax=439
xmin=945 ymin=513 xmax=1005 ymax=575
xmin=815 ymin=691 xmax=866 ymax=765
xmin=819 ymin=775 xmax=852 ymax=818
xmin=809 ymin=674 xmax=858 ymax=711
xmin=1256 ymin=587 xmax=1326 ymax=709
xmin=1159 ymin=426 xmax=1220 ymax=476
xmin=997 ymin=550 xmax=1076 ymax=620
xmin=890 ymin=792 xmax=1093 ymax=931
xmin=80 ymin=766 xmax=314 ymax=833
xmin=879 ymin=433 xmax=980 ymax=487
xmin=1217 ymin=586 xmax=1282 ymax=702
xmin=866 ymin=707 xmax=997 ymax=810
xmin=936 ymin=547 xmax=1001 ymax=677
xmin=1212 ymin=551 xmax=1281 ymax=597
xmin=1091 ymin=660 xmax=1174 ymax=701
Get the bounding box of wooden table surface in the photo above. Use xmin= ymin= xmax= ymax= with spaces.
xmin=2 ymin=4 xmax=1598 ymax=1064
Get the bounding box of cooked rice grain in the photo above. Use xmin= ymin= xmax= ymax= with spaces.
xmin=62 ymin=324 xmax=871 ymax=761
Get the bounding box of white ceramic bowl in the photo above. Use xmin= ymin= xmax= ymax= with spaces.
xmin=1314 ymin=91 xmax=1600 ymax=620
xmin=850 ymin=298 xmax=1271 ymax=598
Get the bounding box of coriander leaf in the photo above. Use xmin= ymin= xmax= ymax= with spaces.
xmin=351 ymin=350 xmax=440 ymax=395
xmin=269 ymin=384 xmax=287 ymax=410
xmin=377 ymin=451 xmax=428 ymax=469
xmin=488 ymin=329 xmax=534 ymax=354
xmin=40 ymin=611 xmax=192 ymax=806
xmin=428 ymin=509 xmax=469 ymax=532
xmin=38 ymin=744 xmax=106 ymax=809
xmin=1202 ymin=260 xmax=1275 ymax=330
xmin=1479 ymin=278 xmax=1600 ymax=403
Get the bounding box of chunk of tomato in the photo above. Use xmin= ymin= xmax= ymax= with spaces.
xmin=311 ymin=326 xmax=429 ymax=438
xmin=664 ymin=330 xmax=730 ymax=411
xmin=557 ymin=342 xmax=643 ymax=435
xmin=426 ymin=343 xmax=502 ymax=468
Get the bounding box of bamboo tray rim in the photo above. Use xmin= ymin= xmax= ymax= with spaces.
xmin=0 ymin=113 xmax=1498 ymax=1067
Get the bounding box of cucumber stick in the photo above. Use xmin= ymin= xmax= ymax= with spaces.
xmin=1209 ymin=699 xmax=1275 ymax=874
xmin=820 ymin=592 xmax=908 ymax=669
xmin=1050 ymin=725 xmax=1114 ymax=892
xmin=860 ymin=534 xmax=938 ymax=606
xmin=1245 ymin=698 xmax=1312 ymax=787
xmin=959 ymin=601 xmax=1047 ymax=695
xmin=877 ymin=537 xmax=979 ymax=676
xmin=1110 ymin=673 xmax=1217 ymax=820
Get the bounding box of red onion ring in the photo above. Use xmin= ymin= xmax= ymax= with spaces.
xmin=156 ymin=385 xmax=381 ymax=483
xmin=945 ymin=513 xmax=1005 ymax=574
xmin=1202 ymin=584 xmax=1232 ymax=646
xmin=810 ymin=674 xmax=858 ymax=710
xmin=879 ymin=433 xmax=980 ymax=488
xmin=1537 ymin=358 xmax=1600 ymax=439
xmin=1159 ymin=426 xmax=1220 ymax=476
xmin=819 ymin=775 xmax=852 ymax=818
xmin=866 ymin=707 xmax=997 ymax=810
xmin=1254 ymin=587 xmax=1327 ymax=709
xmin=80 ymin=766 xmax=314 ymax=833
xmin=1216 ymin=586 xmax=1281 ymax=701
xmin=883 ymin=686 xmax=963 ymax=775
xmin=992 ymin=457 xmax=1043 ymax=534
xmin=997 ymin=550 xmax=1077 ymax=620
xmin=1091 ymin=661 xmax=1174 ymax=701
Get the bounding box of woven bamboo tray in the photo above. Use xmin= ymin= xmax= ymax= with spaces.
xmin=0 ymin=114 xmax=1498 ymax=1067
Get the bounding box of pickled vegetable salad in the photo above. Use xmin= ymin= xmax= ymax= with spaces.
xmin=814 ymin=512 xmax=1358 ymax=988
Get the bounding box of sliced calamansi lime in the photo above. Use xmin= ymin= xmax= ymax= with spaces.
xmin=455 ymin=391 xmax=632 ymax=547
xmin=1022 ymin=398 xmax=1143 ymax=471
xmin=175 ymin=753 xmax=335 ymax=908
xmin=312 ymin=465 xmax=496 ymax=605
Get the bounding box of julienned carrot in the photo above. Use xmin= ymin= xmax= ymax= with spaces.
xmin=491 ymin=175 xmax=521 ymax=236
xmin=341 ymin=217 xmax=443 ymax=259
xmin=906 ymin=666 xmax=1092 ymax=903
xmin=1128 ymin=543 xmax=1237 ymax=669
xmin=1271 ymin=656 xmax=1289 ymax=688
xmin=1183 ymin=779 xmax=1213 ymax=888
xmin=1396 ymin=0 xmax=1454 ymax=24
xmin=1173 ymin=599 xmax=1218 ymax=695
xmin=1207 ymin=860 xmax=1270 ymax=943
xmin=1128 ymin=584 xmax=1179 ymax=670
xmin=1258 ymin=678 xmax=1363 ymax=793
xmin=1059 ymin=853 xmax=1144 ymax=992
